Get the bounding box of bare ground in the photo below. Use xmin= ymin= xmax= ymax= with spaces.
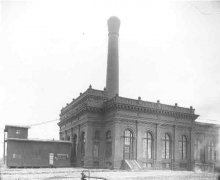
xmin=0 ymin=166 xmax=219 ymax=180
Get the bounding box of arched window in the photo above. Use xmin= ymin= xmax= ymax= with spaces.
xmin=124 ymin=129 xmax=134 ymax=160
xmin=81 ymin=132 xmax=85 ymax=157
xmin=207 ymin=142 xmax=215 ymax=161
xmin=162 ymin=133 xmax=171 ymax=159
xmin=179 ymin=135 xmax=187 ymax=160
xmin=143 ymin=132 xmax=153 ymax=159
xmin=105 ymin=130 xmax=112 ymax=158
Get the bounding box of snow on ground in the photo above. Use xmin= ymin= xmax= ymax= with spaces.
xmin=0 ymin=166 xmax=219 ymax=180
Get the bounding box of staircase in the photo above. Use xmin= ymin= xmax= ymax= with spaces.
xmin=123 ymin=160 xmax=142 ymax=170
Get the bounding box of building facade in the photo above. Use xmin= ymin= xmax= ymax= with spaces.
xmin=58 ymin=88 xmax=219 ymax=171
xmin=58 ymin=16 xmax=219 ymax=171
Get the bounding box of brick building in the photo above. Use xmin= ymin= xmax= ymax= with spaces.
xmin=58 ymin=17 xmax=219 ymax=171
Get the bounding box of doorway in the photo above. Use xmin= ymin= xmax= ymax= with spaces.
xmin=123 ymin=129 xmax=134 ymax=160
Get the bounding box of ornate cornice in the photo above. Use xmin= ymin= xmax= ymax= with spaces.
xmin=60 ymin=88 xmax=108 ymax=115
xmin=58 ymin=102 xmax=104 ymax=127
xmin=58 ymin=89 xmax=200 ymax=127
xmin=103 ymin=96 xmax=199 ymax=120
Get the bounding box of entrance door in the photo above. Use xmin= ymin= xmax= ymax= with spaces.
xmin=123 ymin=129 xmax=134 ymax=160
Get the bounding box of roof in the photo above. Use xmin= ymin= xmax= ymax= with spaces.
xmin=61 ymin=88 xmax=196 ymax=115
xmin=195 ymin=121 xmax=220 ymax=128
xmin=59 ymin=88 xmax=199 ymax=126
xmin=6 ymin=138 xmax=71 ymax=143
xmin=4 ymin=125 xmax=30 ymax=132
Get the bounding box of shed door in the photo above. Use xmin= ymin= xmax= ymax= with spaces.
xmin=49 ymin=153 xmax=54 ymax=165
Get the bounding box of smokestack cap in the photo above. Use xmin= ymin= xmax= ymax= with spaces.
xmin=108 ymin=16 xmax=120 ymax=34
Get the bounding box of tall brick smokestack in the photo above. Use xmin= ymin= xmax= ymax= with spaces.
xmin=106 ymin=16 xmax=120 ymax=98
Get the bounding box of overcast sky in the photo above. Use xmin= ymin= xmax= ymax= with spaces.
xmin=0 ymin=0 xmax=220 ymax=157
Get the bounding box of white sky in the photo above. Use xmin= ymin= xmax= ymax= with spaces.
xmin=0 ymin=0 xmax=220 ymax=158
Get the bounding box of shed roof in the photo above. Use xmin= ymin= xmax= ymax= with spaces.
xmin=6 ymin=138 xmax=71 ymax=143
xmin=4 ymin=125 xmax=30 ymax=132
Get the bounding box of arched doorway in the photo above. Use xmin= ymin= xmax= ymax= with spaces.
xmin=123 ymin=129 xmax=134 ymax=160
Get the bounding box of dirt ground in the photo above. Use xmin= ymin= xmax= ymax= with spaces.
xmin=0 ymin=166 xmax=219 ymax=180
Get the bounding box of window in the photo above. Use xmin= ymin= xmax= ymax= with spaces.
xmin=179 ymin=135 xmax=187 ymax=160
xmin=194 ymin=139 xmax=201 ymax=160
xmin=162 ymin=133 xmax=171 ymax=159
xmin=207 ymin=142 xmax=215 ymax=161
xmin=124 ymin=129 xmax=133 ymax=146
xmin=56 ymin=154 xmax=69 ymax=160
xmin=81 ymin=132 xmax=85 ymax=157
xmin=143 ymin=132 xmax=153 ymax=159
xmin=105 ymin=131 xmax=112 ymax=158
xmin=16 ymin=130 xmax=20 ymax=134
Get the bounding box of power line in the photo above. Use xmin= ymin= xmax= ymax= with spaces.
xmin=0 ymin=119 xmax=60 ymax=130
xmin=0 ymin=116 xmax=218 ymax=130
xmin=29 ymin=119 xmax=59 ymax=127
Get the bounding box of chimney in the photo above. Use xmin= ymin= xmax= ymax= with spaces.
xmin=106 ymin=16 xmax=120 ymax=98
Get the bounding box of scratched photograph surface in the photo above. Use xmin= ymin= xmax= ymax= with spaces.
xmin=0 ymin=0 xmax=220 ymax=179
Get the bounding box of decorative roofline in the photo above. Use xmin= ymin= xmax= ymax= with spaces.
xmin=59 ymin=87 xmax=199 ymax=125
xmin=60 ymin=88 xmax=108 ymax=114
xmin=103 ymin=95 xmax=199 ymax=120
xmin=104 ymin=95 xmax=195 ymax=114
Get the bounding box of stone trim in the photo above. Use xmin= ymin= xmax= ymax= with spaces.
xmin=103 ymin=97 xmax=198 ymax=120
